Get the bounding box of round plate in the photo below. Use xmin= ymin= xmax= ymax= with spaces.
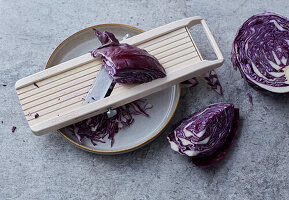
xmin=45 ymin=24 xmax=180 ymax=154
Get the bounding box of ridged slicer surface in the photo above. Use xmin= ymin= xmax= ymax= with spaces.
xmin=16 ymin=27 xmax=202 ymax=127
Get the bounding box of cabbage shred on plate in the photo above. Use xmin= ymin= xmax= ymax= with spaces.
xmin=68 ymin=99 xmax=153 ymax=147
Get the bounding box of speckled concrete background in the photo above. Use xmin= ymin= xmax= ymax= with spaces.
xmin=0 ymin=0 xmax=288 ymax=199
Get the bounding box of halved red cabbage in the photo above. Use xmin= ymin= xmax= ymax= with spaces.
xmin=167 ymin=102 xmax=239 ymax=167
xmin=232 ymin=13 xmax=289 ymax=94
xmin=91 ymin=30 xmax=166 ymax=84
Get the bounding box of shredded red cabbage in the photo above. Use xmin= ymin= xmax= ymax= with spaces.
xmin=91 ymin=30 xmax=166 ymax=84
xmin=232 ymin=13 xmax=289 ymax=94
xmin=181 ymin=78 xmax=199 ymax=88
xmin=33 ymin=82 xmax=39 ymax=88
xmin=167 ymin=103 xmax=239 ymax=167
xmin=67 ymin=99 xmax=152 ymax=146
xmin=203 ymin=70 xmax=223 ymax=95
xmin=182 ymin=70 xmax=223 ymax=95
xmin=12 ymin=126 xmax=16 ymax=133
xmin=247 ymin=93 xmax=253 ymax=105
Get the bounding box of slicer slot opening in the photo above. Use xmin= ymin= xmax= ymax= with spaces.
xmin=186 ymin=24 xmax=218 ymax=61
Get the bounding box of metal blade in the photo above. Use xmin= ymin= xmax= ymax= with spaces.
xmin=83 ymin=33 xmax=131 ymax=116
xmin=83 ymin=66 xmax=113 ymax=105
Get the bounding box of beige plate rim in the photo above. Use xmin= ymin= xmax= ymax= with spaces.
xmin=45 ymin=23 xmax=181 ymax=154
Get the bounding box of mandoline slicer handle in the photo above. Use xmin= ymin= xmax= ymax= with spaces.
xmin=187 ymin=16 xmax=224 ymax=63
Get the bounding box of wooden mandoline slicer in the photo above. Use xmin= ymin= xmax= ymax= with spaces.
xmin=15 ymin=16 xmax=224 ymax=135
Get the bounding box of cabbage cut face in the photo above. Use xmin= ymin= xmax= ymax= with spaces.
xmin=91 ymin=30 xmax=166 ymax=84
xmin=232 ymin=13 xmax=289 ymax=94
xmin=167 ymin=103 xmax=239 ymax=168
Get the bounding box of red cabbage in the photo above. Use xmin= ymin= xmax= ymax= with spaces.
xmin=191 ymin=108 xmax=239 ymax=168
xmin=203 ymin=70 xmax=223 ymax=95
xmin=12 ymin=126 xmax=16 ymax=133
xmin=181 ymin=78 xmax=199 ymax=88
xmin=182 ymin=70 xmax=223 ymax=95
xmin=167 ymin=103 xmax=239 ymax=167
xmin=91 ymin=30 xmax=166 ymax=84
xmin=247 ymin=93 xmax=253 ymax=105
xmin=33 ymin=82 xmax=39 ymax=88
xmin=67 ymin=99 xmax=152 ymax=146
xmin=232 ymin=13 xmax=289 ymax=94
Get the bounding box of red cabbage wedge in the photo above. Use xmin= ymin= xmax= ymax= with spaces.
xmin=91 ymin=30 xmax=166 ymax=84
xmin=167 ymin=103 xmax=239 ymax=168
xmin=232 ymin=13 xmax=289 ymax=94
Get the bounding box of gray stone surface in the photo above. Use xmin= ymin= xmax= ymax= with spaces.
xmin=0 ymin=0 xmax=288 ymax=199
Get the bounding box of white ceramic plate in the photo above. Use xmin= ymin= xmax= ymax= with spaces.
xmin=45 ymin=24 xmax=180 ymax=154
